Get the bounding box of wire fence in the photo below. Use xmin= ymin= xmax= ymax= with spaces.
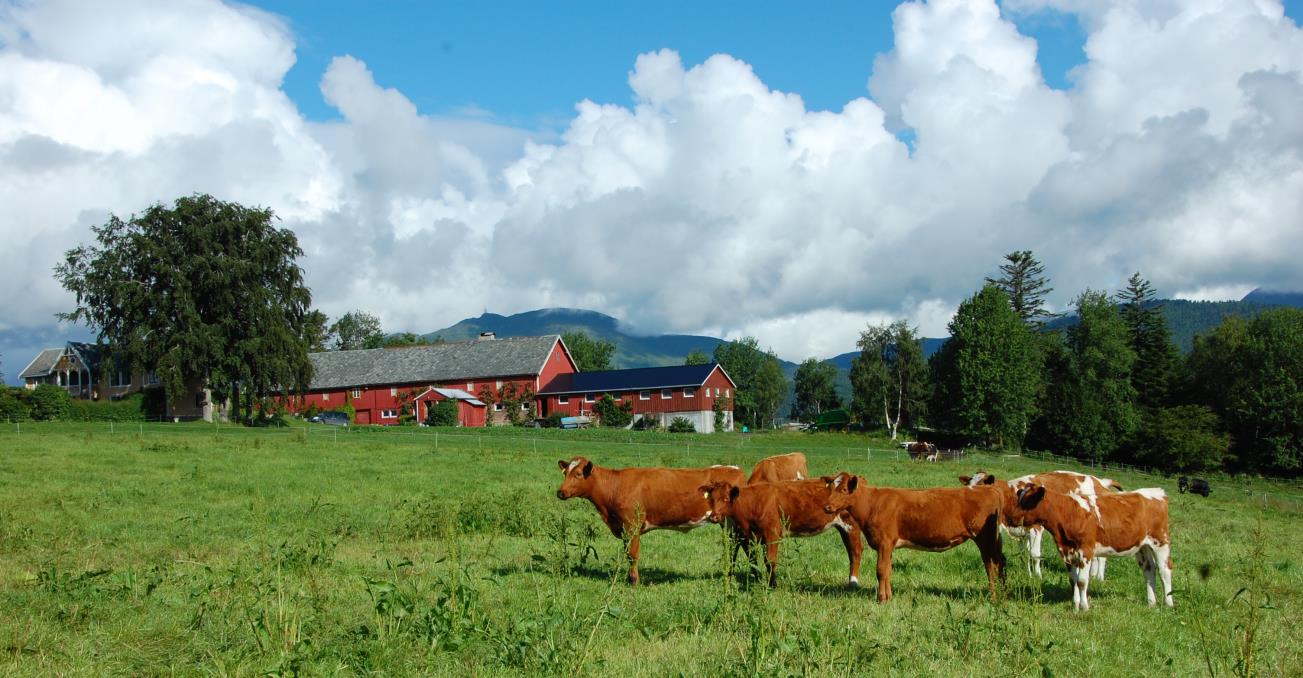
xmin=3 ymin=417 xmax=1300 ymax=490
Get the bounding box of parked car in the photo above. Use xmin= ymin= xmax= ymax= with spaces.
xmin=310 ymin=411 xmax=350 ymax=426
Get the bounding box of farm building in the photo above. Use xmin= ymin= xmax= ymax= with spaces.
xmin=536 ymin=363 xmax=736 ymax=432
xmin=291 ymin=333 xmax=577 ymax=426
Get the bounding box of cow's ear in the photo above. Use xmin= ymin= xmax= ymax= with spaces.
xmin=847 ymin=475 xmax=859 ymax=493
xmin=698 ymin=484 xmax=713 ymax=497
xmin=958 ymin=475 xmax=972 ymax=486
xmin=728 ymin=485 xmax=741 ymax=502
xmin=981 ymin=474 xmax=996 ymax=485
xmin=1019 ymin=485 xmax=1046 ymax=508
xmin=558 ymin=460 xmax=569 ymax=472
xmin=820 ymin=475 xmax=835 ymax=487
xmin=582 ymin=461 xmax=594 ymax=478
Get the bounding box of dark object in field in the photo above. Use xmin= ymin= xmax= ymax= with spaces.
xmin=555 ymin=456 xmax=745 ymax=585
xmin=310 ymin=411 xmax=349 ymax=426
xmin=1178 ymin=476 xmax=1211 ymax=497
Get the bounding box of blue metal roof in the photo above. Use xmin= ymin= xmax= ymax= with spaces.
xmin=537 ymin=363 xmax=733 ymax=395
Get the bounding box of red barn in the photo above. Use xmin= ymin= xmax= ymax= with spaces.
xmin=537 ymin=363 xmax=736 ymax=432
xmin=291 ymin=334 xmax=576 ymax=426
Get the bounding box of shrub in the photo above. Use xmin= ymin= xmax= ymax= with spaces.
xmin=540 ymin=412 xmax=564 ymax=428
xmin=302 ymin=402 xmax=320 ymax=419
xmin=426 ymin=399 xmax=459 ymax=427
xmin=713 ymin=396 xmax=729 ymax=433
xmin=632 ymin=416 xmax=660 ymax=431
xmin=668 ymin=417 xmax=696 ymax=433
xmin=593 ymin=394 xmax=632 ymax=428
xmin=1131 ymin=405 xmax=1229 ymax=473
xmin=0 ymin=388 xmax=32 ymax=422
xmin=29 ymin=384 xmax=72 ymax=421
xmin=66 ymin=393 xmax=148 ymax=421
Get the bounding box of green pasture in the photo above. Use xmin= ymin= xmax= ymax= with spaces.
xmin=0 ymin=422 xmax=1299 ymax=676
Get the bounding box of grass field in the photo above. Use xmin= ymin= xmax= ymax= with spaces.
xmin=0 ymin=422 xmax=1300 ymax=676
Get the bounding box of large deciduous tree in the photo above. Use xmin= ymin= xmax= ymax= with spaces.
xmin=850 ymin=320 xmax=928 ymax=440
xmin=329 ymin=311 xmax=384 ymax=351
xmin=930 ymin=285 xmax=1041 ymax=449
xmin=563 ymin=331 xmax=616 ymax=372
xmin=54 ymin=194 xmax=315 ymax=419
xmin=1188 ymin=309 xmax=1303 ymax=474
xmin=986 ymin=250 xmax=1057 ymax=327
xmin=713 ymin=336 xmax=788 ymax=430
xmin=1038 ymin=291 xmax=1138 ymax=462
xmin=684 ymin=348 xmax=710 ymax=366
xmin=791 ymin=357 xmax=840 ymax=423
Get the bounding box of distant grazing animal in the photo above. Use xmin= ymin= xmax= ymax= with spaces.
xmin=1178 ymin=476 xmax=1211 ymax=497
xmin=748 ymin=452 xmax=809 ymax=484
xmin=821 ymin=472 xmax=1006 ymax=602
xmin=906 ymin=442 xmax=937 ymax=461
xmin=961 ymin=470 xmax=1123 ymax=580
xmin=699 ymin=479 xmax=863 ymax=588
xmin=1006 ymin=483 xmax=1173 ymax=611
xmin=555 ymin=456 xmax=746 ymax=585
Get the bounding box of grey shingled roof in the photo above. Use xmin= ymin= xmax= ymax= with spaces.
xmin=19 ymin=347 xmax=63 ymax=379
xmin=308 ymin=335 xmax=562 ymax=390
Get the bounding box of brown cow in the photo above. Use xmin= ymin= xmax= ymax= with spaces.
xmin=960 ymin=470 xmax=1123 ymax=580
xmin=555 ymin=456 xmax=746 ymax=585
xmin=698 ymin=479 xmax=863 ymax=588
xmin=821 ymin=472 xmax=1005 ymax=602
xmin=1006 ymin=484 xmax=1173 ymax=610
xmin=748 ymin=452 xmax=809 ymax=484
xmin=906 ymin=441 xmax=937 ymax=461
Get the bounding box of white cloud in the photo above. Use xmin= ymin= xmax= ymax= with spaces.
xmin=2 ymin=0 xmax=1303 ymax=378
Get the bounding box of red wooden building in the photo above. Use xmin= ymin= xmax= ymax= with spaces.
xmin=537 ymin=363 xmax=736 ymax=432
xmin=290 ymin=334 xmax=577 ymax=426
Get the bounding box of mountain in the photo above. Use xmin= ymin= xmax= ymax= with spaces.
xmin=423 ymin=308 xmax=745 ymax=370
xmin=1242 ymin=287 xmax=1303 ymax=307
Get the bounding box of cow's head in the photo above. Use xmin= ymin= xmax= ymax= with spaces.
xmin=1015 ymin=483 xmax=1047 ymax=511
xmin=959 ymin=471 xmax=996 ymax=487
xmin=698 ymin=481 xmax=740 ymax=523
xmin=556 ymin=456 xmax=596 ymax=500
xmin=821 ymin=472 xmax=860 ymax=515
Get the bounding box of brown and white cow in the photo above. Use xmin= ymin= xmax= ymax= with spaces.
xmin=961 ymin=470 xmax=1123 ymax=580
xmin=698 ymin=479 xmax=863 ymax=588
xmin=906 ymin=442 xmax=937 ymax=462
xmin=555 ymin=456 xmax=746 ymax=585
xmin=748 ymin=452 xmax=809 ymax=484
xmin=1007 ymin=483 xmax=1173 ymax=610
xmin=821 ymin=472 xmax=1006 ymax=602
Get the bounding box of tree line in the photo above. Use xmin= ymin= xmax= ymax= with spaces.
xmin=810 ymin=251 xmax=1301 ymax=476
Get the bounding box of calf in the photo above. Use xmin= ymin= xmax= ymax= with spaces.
xmin=748 ymin=452 xmax=809 ymax=484
xmin=961 ymin=470 xmax=1122 ymax=580
xmin=699 ymin=479 xmax=863 ymax=588
xmin=1007 ymin=484 xmax=1173 ymax=610
xmin=821 ymin=472 xmax=1005 ymax=602
xmin=555 ymin=456 xmax=746 ymax=585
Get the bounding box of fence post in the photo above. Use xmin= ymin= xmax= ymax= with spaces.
xmin=533 ymin=438 xmax=537 ymax=454
xmin=435 ymin=432 xmax=439 ymax=451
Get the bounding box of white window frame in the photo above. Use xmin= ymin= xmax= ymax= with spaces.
xmin=521 ymin=402 xmax=530 ymax=411
xmin=639 ymin=390 xmax=650 ymax=401
xmin=584 ymin=393 xmax=595 ymax=403
xmin=351 ymin=389 xmax=362 ymax=399
xmin=684 ymin=387 xmax=695 ymax=398
xmin=661 ymin=389 xmax=672 ymax=400
xmin=323 ymin=393 xmax=330 ymax=402
xmin=493 ymin=402 xmax=504 ymax=412
xmin=725 ymin=388 xmax=730 ymax=398
xmin=390 ymin=387 xmax=398 ymax=396
xmin=558 ymin=396 xmax=570 ymax=405
xmin=466 ymin=382 xmax=473 ymax=391
xmin=381 ymin=409 xmax=398 ymax=419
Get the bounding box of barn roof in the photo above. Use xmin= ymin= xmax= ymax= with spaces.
xmin=537 ymin=363 xmax=734 ymax=396
xmin=307 ymin=335 xmax=562 ymax=390
xmin=19 ymin=348 xmax=63 ymax=379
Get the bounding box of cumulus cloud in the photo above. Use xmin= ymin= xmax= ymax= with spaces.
xmin=1 ymin=0 xmax=1302 ymax=378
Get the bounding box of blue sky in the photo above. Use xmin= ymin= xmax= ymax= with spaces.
xmin=258 ymin=1 xmax=1096 ymax=127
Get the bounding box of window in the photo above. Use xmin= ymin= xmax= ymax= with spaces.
xmin=495 ymin=380 xmax=503 ymax=389
xmin=684 ymin=387 xmax=695 ymax=398
xmin=390 ymin=387 xmax=397 ymax=396
xmin=381 ymin=409 xmax=398 ymax=419
xmin=145 ymin=370 xmax=159 ymax=385
xmin=494 ymin=402 xmax=504 ymax=412
xmin=725 ymin=389 xmax=730 ymax=398
xmin=323 ymin=393 xmax=330 ymax=402
xmin=521 ymin=403 xmax=530 ymax=411
xmin=351 ymin=389 xmax=362 ymax=399
xmin=639 ymin=390 xmax=650 ymax=400
xmin=110 ymin=370 xmax=130 ymax=387
xmin=661 ymin=389 xmax=672 ymax=400
xmin=584 ymin=393 xmax=595 ymax=403
xmin=466 ymin=382 xmax=473 ymax=391
xmin=558 ymin=396 xmax=569 ymax=405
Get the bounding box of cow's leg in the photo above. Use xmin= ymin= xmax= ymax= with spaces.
xmin=1027 ymin=527 xmax=1044 ymax=578
xmin=1156 ymin=543 xmax=1174 ymax=607
xmin=875 ymin=545 xmax=895 ymax=602
xmin=1091 ymin=556 xmax=1107 ymax=581
xmin=763 ymin=533 xmax=781 ymax=588
xmin=836 ymin=524 xmax=863 ymax=588
xmin=977 ymin=524 xmax=1006 ymax=601
xmin=1139 ymin=548 xmax=1158 ymax=606
xmin=1076 ymin=562 xmax=1092 ymax=611
xmin=626 ymin=530 xmax=643 ymax=586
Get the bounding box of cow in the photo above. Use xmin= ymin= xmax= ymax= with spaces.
xmin=1006 ymin=483 xmax=1173 ymax=611
xmin=906 ymin=442 xmax=937 ymax=462
xmin=960 ymin=470 xmax=1123 ymax=580
xmin=820 ymin=472 xmax=1006 ymax=602
xmin=1178 ymin=476 xmax=1211 ymax=497
xmin=748 ymin=452 xmax=809 ymax=484
xmin=698 ymin=479 xmax=863 ymax=588
xmin=555 ymin=456 xmax=747 ymax=585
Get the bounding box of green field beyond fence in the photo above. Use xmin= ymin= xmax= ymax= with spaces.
xmin=0 ymin=423 xmax=1299 ymax=675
